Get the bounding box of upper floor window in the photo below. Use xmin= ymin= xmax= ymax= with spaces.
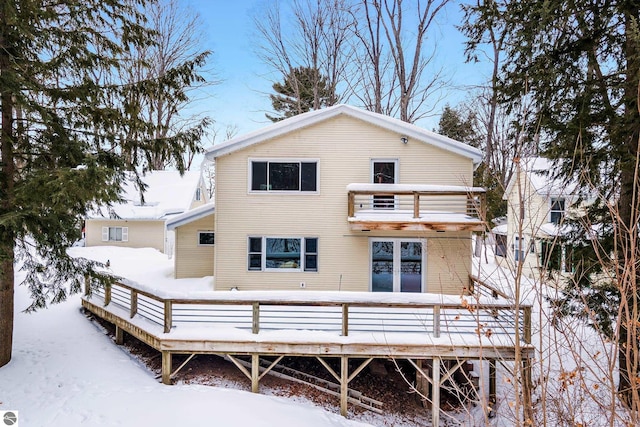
xmin=250 ymin=160 xmax=318 ymax=192
xmin=550 ymin=198 xmax=565 ymax=224
xmin=195 ymin=187 xmax=202 ymax=201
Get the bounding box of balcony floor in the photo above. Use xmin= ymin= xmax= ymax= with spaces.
xmin=348 ymin=209 xmax=485 ymax=232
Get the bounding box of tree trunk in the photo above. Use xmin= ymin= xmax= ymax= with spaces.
xmin=0 ymin=9 xmax=16 ymax=368
xmin=618 ymin=4 xmax=640 ymax=409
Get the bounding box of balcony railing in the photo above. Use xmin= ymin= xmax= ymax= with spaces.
xmin=347 ymin=183 xmax=486 ymax=232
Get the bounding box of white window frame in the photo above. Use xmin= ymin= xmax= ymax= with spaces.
xmin=248 ymin=158 xmax=320 ymax=194
xmin=247 ymin=236 xmax=318 ymax=272
xmin=197 ymin=231 xmax=215 ymax=246
xmin=370 ymin=158 xmax=399 ymax=184
xmin=102 ymin=226 xmax=128 ymax=242
xmin=195 ymin=187 xmax=202 ymax=201
xmin=550 ymin=197 xmax=565 ymax=224
xmin=371 ymin=159 xmax=399 ymax=209
xmin=513 ymin=235 xmax=525 ymax=262
xmin=369 ymin=237 xmax=426 ymax=293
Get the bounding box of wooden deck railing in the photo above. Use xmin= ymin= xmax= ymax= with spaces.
xmin=346 ymin=185 xmax=486 ymax=220
xmin=86 ymin=281 xmax=532 ymax=345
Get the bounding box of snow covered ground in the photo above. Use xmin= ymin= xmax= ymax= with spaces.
xmin=0 ymin=247 xmax=372 ymax=427
xmin=2 ymin=244 xmax=629 ymax=426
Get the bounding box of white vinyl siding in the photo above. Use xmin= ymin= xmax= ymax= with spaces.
xmin=214 ymin=114 xmax=474 ymax=293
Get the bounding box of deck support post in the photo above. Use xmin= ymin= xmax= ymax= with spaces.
xmin=489 ymin=359 xmax=496 ymax=416
xmin=432 ymin=357 xmax=441 ymax=427
xmin=161 ymin=351 xmax=172 ymax=385
xmin=115 ymin=326 xmax=124 ymax=345
xmin=251 ymin=354 xmax=260 ymax=393
xmin=340 ymin=356 xmax=349 ymax=416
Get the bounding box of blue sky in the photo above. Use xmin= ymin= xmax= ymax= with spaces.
xmin=185 ymin=0 xmax=490 ymax=141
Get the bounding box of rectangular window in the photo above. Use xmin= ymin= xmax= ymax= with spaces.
xmin=248 ymin=237 xmax=263 ymax=270
xmin=198 ymin=231 xmax=215 ymax=246
xmin=550 ymin=198 xmax=565 ymax=224
xmin=195 ymin=187 xmax=202 ymax=201
xmin=248 ymin=237 xmax=318 ymax=272
xmin=250 ymin=160 xmax=318 ymax=192
xmin=102 ymin=226 xmax=128 ymax=242
xmin=372 ymin=160 xmax=397 ymax=209
xmin=513 ymin=235 xmax=525 ymax=262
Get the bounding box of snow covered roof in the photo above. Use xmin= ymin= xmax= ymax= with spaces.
xmin=205 ymin=104 xmax=483 ymax=165
xmin=492 ymin=224 xmax=508 ymax=235
xmin=87 ymin=170 xmax=203 ymax=220
xmin=166 ymin=202 xmax=215 ymax=230
xmin=503 ymin=157 xmax=576 ymax=200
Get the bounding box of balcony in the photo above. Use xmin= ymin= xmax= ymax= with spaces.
xmin=347 ymin=183 xmax=486 ymax=232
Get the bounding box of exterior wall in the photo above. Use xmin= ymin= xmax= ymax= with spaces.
xmin=213 ymin=114 xmax=475 ymax=294
xmin=174 ymin=214 xmax=215 ymax=279
xmin=85 ymin=219 xmax=165 ymax=252
xmin=189 ymin=179 xmax=209 ymax=210
xmin=505 ymin=172 xmax=549 ymax=278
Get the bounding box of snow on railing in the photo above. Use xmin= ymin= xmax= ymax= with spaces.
xmin=346 ymin=184 xmax=486 ymax=220
xmin=86 ymin=281 xmax=531 ymax=345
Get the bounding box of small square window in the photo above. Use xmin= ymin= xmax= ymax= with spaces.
xmin=198 ymin=231 xmax=215 ymax=246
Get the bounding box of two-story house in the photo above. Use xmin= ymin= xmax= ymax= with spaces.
xmin=184 ymin=104 xmax=485 ymax=294
xmin=496 ymin=157 xmax=576 ymax=278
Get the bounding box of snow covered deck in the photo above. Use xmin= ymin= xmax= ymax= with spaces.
xmin=82 ymin=282 xmax=533 ymax=422
xmin=346 ymin=184 xmax=486 ymax=231
xmin=82 ymin=278 xmax=533 ymax=364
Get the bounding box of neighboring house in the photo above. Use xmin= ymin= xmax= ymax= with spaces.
xmin=197 ymin=104 xmax=485 ymax=294
xmin=166 ymin=203 xmax=215 ymax=279
xmin=496 ymin=157 xmax=576 ymax=278
xmin=85 ymin=170 xmax=207 ymax=253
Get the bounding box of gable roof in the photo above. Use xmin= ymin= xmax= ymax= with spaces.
xmin=205 ymin=104 xmax=482 ymax=164
xmin=503 ymin=157 xmax=576 ymax=201
xmin=87 ymin=170 xmax=203 ymax=220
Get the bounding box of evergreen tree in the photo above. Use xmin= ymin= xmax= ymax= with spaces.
xmin=0 ymin=0 xmax=210 ymax=368
xmin=437 ymin=105 xmax=505 ymax=225
xmin=464 ymin=0 xmax=640 ymax=408
xmin=266 ymin=66 xmax=335 ymax=122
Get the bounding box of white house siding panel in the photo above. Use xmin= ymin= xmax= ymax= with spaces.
xmin=174 ymin=215 xmax=215 ymax=279
xmin=506 ymin=172 xmax=550 ymax=277
xmin=85 ymin=219 xmax=165 ymax=252
xmin=214 ymin=115 xmax=475 ymax=294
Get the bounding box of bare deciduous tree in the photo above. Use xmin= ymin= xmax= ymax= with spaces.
xmin=351 ymin=0 xmax=450 ymax=123
xmin=253 ymin=0 xmax=354 ymax=113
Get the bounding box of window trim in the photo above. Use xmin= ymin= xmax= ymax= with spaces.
xmin=101 ymin=226 xmax=128 ymax=242
xmin=247 ymin=236 xmax=318 ymax=272
xmin=371 ymin=158 xmax=399 ymax=184
xmin=197 ymin=230 xmax=215 ymax=246
xmin=248 ymin=158 xmax=320 ymax=194
xmin=550 ymin=197 xmax=566 ymax=224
